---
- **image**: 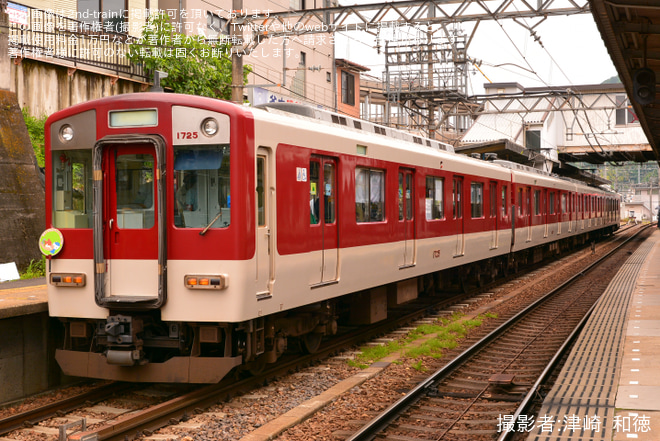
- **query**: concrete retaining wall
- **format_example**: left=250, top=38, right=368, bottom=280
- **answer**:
left=10, top=58, right=148, bottom=117
left=0, top=90, right=46, bottom=270
left=0, top=312, right=64, bottom=404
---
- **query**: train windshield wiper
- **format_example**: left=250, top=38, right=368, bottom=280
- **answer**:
left=199, top=211, right=223, bottom=236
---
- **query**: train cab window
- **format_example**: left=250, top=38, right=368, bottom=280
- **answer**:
left=52, top=150, right=93, bottom=228
left=116, top=154, right=155, bottom=229
left=173, top=144, right=230, bottom=229
left=425, top=176, right=444, bottom=220
left=471, top=182, right=483, bottom=218
left=356, top=168, right=385, bottom=222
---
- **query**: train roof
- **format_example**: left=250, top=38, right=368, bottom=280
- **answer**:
left=256, top=103, right=455, bottom=154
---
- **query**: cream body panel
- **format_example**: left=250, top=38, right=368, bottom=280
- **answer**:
left=47, top=259, right=107, bottom=319
left=161, top=228, right=511, bottom=323
left=108, top=259, right=159, bottom=297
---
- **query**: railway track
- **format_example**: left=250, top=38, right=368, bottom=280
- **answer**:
left=0, top=226, right=643, bottom=441
left=345, top=224, right=652, bottom=441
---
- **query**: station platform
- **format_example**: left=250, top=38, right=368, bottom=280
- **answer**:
left=0, top=277, right=47, bottom=319
left=526, top=228, right=660, bottom=441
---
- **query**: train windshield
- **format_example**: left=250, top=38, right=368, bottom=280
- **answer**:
left=51, top=150, right=93, bottom=228
left=173, top=144, right=231, bottom=229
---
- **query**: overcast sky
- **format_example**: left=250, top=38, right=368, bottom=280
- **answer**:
left=336, top=12, right=619, bottom=96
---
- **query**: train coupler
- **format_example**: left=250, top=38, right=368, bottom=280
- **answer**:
left=106, top=349, right=146, bottom=366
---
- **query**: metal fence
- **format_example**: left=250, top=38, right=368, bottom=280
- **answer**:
left=7, top=2, right=149, bottom=81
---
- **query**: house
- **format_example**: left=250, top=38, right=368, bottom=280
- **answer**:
left=335, top=58, right=369, bottom=118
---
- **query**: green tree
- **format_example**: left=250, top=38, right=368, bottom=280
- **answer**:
left=21, top=107, right=47, bottom=168
left=128, top=12, right=250, bottom=100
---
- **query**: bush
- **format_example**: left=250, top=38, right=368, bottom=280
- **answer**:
left=21, top=107, right=48, bottom=168
left=20, top=256, right=47, bottom=279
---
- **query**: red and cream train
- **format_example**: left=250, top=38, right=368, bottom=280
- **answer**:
left=44, top=93, right=619, bottom=382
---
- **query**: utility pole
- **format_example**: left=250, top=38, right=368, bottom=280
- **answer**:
left=230, top=0, right=244, bottom=104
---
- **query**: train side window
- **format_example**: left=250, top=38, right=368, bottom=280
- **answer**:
left=173, top=144, right=230, bottom=229
left=549, top=192, right=555, bottom=215
left=310, top=160, right=320, bottom=225
left=405, top=173, right=413, bottom=220
left=425, top=176, right=444, bottom=220
left=489, top=182, right=497, bottom=218
left=453, top=178, right=463, bottom=219
left=257, top=157, right=266, bottom=227
left=52, top=150, right=93, bottom=228
left=533, top=190, right=541, bottom=215
left=356, top=168, right=385, bottom=222
left=501, top=185, right=507, bottom=218
left=517, top=188, right=523, bottom=215
left=471, top=182, right=483, bottom=218
left=324, top=162, right=336, bottom=223
left=398, top=171, right=413, bottom=221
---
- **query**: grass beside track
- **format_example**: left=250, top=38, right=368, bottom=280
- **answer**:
left=348, top=312, right=498, bottom=371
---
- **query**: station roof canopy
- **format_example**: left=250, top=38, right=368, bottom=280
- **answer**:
left=590, top=0, right=660, bottom=163
left=455, top=139, right=610, bottom=187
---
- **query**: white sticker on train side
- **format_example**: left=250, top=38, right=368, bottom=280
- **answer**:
left=296, top=167, right=307, bottom=182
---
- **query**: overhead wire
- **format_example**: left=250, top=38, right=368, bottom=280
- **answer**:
left=487, top=12, right=628, bottom=166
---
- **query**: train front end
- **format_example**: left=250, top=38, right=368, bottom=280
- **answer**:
left=43, top=93, right=255, bottom=383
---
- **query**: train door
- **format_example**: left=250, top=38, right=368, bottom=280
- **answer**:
left=525, top=186, right=532, bottom=242
left=102, top=143, right=162, bottom=302
left=398, top=169, right=415, bottom=267
left=309, top=156, right=338, bottom=285
left=568, top=193, right=573, bottom=233
left=489, top=181, right=498, bottom=249
left=543, top=189, right=549, bottom=238
left=256, top=149, right=274, bottom=298
left=453, top=177, right=465, bottom=257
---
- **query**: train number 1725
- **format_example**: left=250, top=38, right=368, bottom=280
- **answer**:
left=176, top=131, right=199, bottom=139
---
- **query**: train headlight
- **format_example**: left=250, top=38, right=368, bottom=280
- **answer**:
left=201, top=118, right=218, bottom=137
left=60, top=125, right=74, bottom=142
left=184, top=274, right=228, bottom=290
left=50, top=273, right=86, bottom=287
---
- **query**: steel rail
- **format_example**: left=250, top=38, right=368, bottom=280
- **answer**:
left=64, top=293, right=475, bottom=440
left=495, top=223, right=653, bottom=441
left=0, top=382, right=135, bottom=436
left=346, top=224, right=649, bottom=441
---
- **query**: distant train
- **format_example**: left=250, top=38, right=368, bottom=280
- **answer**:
left=43, top=93, right=619, bottom=382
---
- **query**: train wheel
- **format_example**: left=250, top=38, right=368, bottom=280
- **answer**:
left=474, top=270, right=484, bottom=288
left=301, top=332, right=323, bottom=354
left=247, top=356, right=267, bottom=376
